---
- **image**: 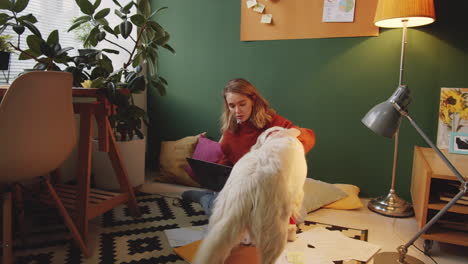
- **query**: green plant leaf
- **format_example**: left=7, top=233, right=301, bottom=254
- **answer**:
left=47, top=30, right=59, bottom=45
left=111, top=0, right=122, bottom=8
left=13, top=24, right=25, bottom=35
left=132, top=53, right=141, bottom=67
left=17, top=14, right=38, bottom=23
left=0, top=0, right=12, bottom=10
left=121, top=1, right=133, bottom=14
left=159, top=76, right=168, bottom=85
left=130, top=14, right=144, bottom=27
left=74, top=15, right=92, bottom=23
left=22, top=20, right=41, bottom=37
left=162, top=44, right=175, bottom=54
left=114, top=9, right=125, bottom=19
left=150, top=6, right=168, bottom=18
left=155, top=32, right=170, bottom=45
left=94, top=8, right=110, bottom=20
left=34, top=62, right=48, bottom=70
left=95, top=31, right=106, bottom=41
left=137, top=0, right=150, bottom=17
left=95, top=18, right=109, bottom=26
left=84, top=26, right=100, bottom=47
left=102, top=48, right=119, bottom=54
left=113, top=24, right=120, bottom=35
left=93, top=0, right=101, bottom=9
left=56, top=47, right=73, bottom=57
left=119, top=20, right=132, bottom=39
left=18, top=49, right=35, bottom=60
left=76, top=0, right=94, bottom=15
left=102, top=25, right=117, bottom=36
left=26, top=34, right=42, bottom=54
left=146, top=21, right=164, bottom=35
left=13, top=0, right=28, bottom=13
left=0, top=12, right=10, bottom=23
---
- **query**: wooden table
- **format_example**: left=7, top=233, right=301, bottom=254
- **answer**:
left=0, top=85, right=140, bottom=244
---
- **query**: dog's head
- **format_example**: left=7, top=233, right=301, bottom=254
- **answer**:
left=250, top=126, right=300, bottom=151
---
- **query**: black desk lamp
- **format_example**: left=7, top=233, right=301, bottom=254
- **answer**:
left=362, top=85, right=467, bottom=264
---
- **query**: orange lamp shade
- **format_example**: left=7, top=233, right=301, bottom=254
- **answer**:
left=374, top=0, right=436, bottom=28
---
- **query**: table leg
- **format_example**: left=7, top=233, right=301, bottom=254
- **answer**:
left=76, top=105, right=93, bottom=242
left=105, top=120, right=140, bottom=217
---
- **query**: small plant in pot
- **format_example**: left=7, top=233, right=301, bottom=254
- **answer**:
left=0, top=34, right=13, bottom=71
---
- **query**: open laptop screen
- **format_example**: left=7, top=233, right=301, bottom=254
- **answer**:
left=186, top=158, right=232, bottom=192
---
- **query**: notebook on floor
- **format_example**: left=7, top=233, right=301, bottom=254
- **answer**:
left=186, top=157, right=232, bottom=192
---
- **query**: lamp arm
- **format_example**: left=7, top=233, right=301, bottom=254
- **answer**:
left=392, top=102, right=468, bottom=263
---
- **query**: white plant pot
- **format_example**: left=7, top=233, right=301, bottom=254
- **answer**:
left=92, top=137, right=146, bottom=191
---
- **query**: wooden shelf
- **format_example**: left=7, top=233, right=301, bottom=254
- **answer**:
left=422, top=224, right=468, bottom=246
left=427, top=202, right=468, bottom=214
left=411, top=146, right=468, bottom=250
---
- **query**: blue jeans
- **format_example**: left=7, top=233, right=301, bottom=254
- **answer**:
left=200, top=192, right=218, bottom=216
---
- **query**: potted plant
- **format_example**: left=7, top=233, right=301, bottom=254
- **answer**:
left=69, top=0, right=174, bottom=190
left=0, top=34, right=13, bottom=71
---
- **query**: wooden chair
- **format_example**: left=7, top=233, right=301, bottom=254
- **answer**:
left=0, top=72, right=89, bottom=264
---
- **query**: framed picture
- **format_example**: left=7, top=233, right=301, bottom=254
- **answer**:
left=449, top=132, right=468, bottom=154
left=436, top=88, right=468, bottom=149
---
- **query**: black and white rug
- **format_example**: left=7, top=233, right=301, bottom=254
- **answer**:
left=12, top=193, right=368, bottom=264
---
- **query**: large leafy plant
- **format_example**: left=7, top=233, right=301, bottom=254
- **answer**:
left=70, top=0, right=174, bottom=141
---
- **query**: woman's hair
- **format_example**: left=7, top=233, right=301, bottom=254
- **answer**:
left=221, top=78, right=275, bottom=133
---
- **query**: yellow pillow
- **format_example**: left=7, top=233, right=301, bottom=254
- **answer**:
left=323, top=184, right=363, bottom=210
left=157, top=133, right=206, bottom=187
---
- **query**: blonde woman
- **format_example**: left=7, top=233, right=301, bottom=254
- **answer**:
left=182, top=78, right=316, bottom=216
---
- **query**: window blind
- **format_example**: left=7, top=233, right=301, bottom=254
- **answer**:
left=2, top=0, right=81, bottom=83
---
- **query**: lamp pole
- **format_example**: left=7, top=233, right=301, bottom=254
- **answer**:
left=368, top=20, right=414, bottom=217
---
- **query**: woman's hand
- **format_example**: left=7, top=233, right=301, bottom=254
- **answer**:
left=268, top=128, right=300, bottom=139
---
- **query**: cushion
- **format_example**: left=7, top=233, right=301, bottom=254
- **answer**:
left=185, top=136, right=224, bottom=181
left=157, top=133, right=206, bottom=187
left=323, top=184, right=363, bottom=210
left=301, top=178, right=348, bottom=213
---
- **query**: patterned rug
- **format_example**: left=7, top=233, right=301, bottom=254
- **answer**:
left=11, top=193, right=368, bottom=264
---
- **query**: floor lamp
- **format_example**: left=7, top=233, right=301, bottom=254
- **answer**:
left=367, top=0, right=436, bottom=218
left=362, top=85, right=467, bottom=264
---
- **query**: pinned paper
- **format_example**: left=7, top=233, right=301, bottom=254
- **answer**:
left=246, top=0, right=257, bottom=9
left=260, top=14, right=272, bottom=24
left=287, top=251, right=305, bottom=264
left=253, top=3, right=265, bottom=13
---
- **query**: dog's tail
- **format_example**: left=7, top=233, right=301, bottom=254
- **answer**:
left=193, top=191, right=250, bottom=264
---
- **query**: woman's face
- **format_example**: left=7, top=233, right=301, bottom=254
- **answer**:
left=225, top=92, right=254, bottom=123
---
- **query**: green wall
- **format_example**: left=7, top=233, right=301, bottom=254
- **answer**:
left=147, top=0, right=468, bottom=201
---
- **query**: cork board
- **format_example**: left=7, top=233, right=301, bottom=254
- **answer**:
left=240, top=0, right=379, bottom=41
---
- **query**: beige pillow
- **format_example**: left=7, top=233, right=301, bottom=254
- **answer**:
left=323, top=184, right=363, bottom=210
left=157, top=133, right=206, bottom=187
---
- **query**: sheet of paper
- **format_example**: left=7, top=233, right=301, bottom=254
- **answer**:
left=297, top=227, right=381, bottom=262
left=246, top=0, right=257, bottom=9
left=253, top=3, right=265, bottom=13
left=275, top=238, right=334, bottom=264
left=164, top=225, right=208, bottom=248
left=261, top=14, right=272, bottom=24
left=322, top=0, right=356, bottom=22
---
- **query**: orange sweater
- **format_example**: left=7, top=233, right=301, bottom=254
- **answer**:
left=219, top=114, right=315, bottom=166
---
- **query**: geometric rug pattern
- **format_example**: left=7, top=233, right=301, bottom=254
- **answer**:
left=12, top=193, right=368, bottom=264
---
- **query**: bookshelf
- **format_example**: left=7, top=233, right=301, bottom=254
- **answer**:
left=411, top=146, right=468, bottom=253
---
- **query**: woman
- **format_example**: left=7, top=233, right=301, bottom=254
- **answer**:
left=182, top=78, right=316, bottom=215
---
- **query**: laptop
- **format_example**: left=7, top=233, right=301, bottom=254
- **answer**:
left=186, top=157, right=233, bottom=192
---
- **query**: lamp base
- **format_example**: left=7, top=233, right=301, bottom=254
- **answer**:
left=368, top=190, right=414, bottom=218
left=373, top=252, right=424, bottom=264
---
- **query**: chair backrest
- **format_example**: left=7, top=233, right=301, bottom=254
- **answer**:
left=0, top=71, right=76, bottom=183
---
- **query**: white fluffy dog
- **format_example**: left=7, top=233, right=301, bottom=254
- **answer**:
left=194, top=126, right=307, bottom=264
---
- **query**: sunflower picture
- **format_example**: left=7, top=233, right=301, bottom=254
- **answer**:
left=437, top=88, right=468, bottom=149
